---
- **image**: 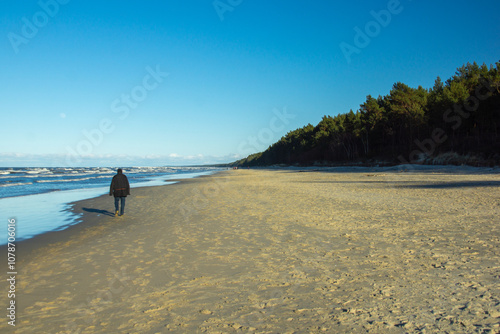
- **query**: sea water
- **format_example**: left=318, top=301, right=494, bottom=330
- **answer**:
left=0, top=167, right=221, bottom=244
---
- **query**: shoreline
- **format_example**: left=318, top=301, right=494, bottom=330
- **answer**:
left=0, top=172, right=222, bottom=259
left=4, top=164, right=497, bottom=248
left=0, top=169, right=222, bottom=247
left=245, top=163, right=500, bottom=173
left=1, top=168, right=499, bottom=333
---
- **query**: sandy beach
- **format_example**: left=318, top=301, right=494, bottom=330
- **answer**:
left=1, top=168, right=499, bottom=333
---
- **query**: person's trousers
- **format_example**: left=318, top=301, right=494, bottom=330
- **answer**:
left=114, top=196, right=126, bottom=215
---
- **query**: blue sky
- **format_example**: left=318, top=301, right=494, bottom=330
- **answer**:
left=1, top=0, right=499, bottom=167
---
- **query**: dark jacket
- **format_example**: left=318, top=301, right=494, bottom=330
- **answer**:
left=110, top=172, right=130, bottom=197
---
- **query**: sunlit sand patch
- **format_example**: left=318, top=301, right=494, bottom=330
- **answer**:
left=1, top=168, right=499, bottom=333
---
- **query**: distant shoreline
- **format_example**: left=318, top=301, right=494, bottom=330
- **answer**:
left=172, top=162, right=500, bottom=177
left=227, top=153, right=500, bottom=169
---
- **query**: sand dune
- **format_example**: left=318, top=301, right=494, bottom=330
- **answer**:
left=1, top=168, right=499, bottom=333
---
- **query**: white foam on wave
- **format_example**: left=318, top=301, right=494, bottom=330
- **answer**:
left=0, top=182, right=32, bottom=187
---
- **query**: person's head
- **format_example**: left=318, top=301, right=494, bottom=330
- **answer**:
left=117, top=168, right=123, bottom=174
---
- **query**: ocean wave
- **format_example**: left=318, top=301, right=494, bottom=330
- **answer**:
left=0, top=182, right=32, bottom=187
left=25, top=168, right=52, bottom=174
left=0, top=166, right=189, bottom=177
left=35, top=179, right=81, bottom=184
left=35, top=176, right=109, bottom=183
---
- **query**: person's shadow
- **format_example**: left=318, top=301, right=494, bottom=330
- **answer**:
left=82, top=207, right=115, bottom=217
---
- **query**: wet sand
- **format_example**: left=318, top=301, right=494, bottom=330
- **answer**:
left=1, top=168, right=499, bottom=333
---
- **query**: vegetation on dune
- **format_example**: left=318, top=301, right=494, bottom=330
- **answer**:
left=233, top=61, right=500, bottom=167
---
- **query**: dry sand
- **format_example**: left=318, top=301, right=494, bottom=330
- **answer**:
left=1, top=168, right=499, bottom=333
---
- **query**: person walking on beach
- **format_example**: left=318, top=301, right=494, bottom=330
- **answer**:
left=109, top=168, right=130, bottom=216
